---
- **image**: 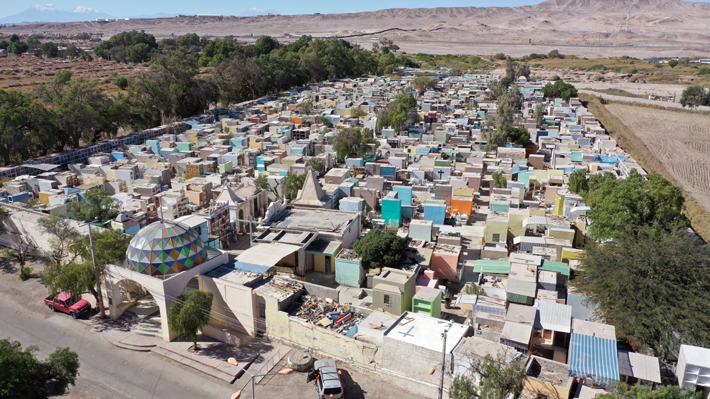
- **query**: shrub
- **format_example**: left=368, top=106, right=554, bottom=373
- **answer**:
left=17, top=266, right=33, bottom=281
left=588, top=64, right=607, bottom=71
left=115, top=76, right=128, bottom=90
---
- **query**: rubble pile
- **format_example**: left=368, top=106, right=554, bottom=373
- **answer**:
left=294, top=295, right=362, bottom=335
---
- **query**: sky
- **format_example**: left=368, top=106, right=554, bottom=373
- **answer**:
left=3, top=0, right=710, bottom=19
left=0, top=0, right=549, bottom=18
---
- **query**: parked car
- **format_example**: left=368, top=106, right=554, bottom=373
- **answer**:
left=311, top=359, right=344, bottom=399
left=44, top=292, right=91, bottom=319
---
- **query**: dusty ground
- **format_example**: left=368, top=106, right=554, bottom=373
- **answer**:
left=5, top=0, right=710, bottom=58
left=0, top=56, right=147, bottom=94
left=604, top=103, right=710, bottom=216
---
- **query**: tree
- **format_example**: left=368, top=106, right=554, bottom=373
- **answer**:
left=284, top=172, right=307, bottom=200
left=41, top=42, right=59, bottom=58
left=332, top=127, right=377, bottom=161
left=115, top=76, right=128, bottom=90
left=567, top=168, right=589, bottom=196
left=37, top=214, right=80, bottom=266
left=0, top=207, right=7, bottom=236
left=668, top=60, right=679, bottom=68
left=542, top=80, right=578, bottom=102
left=298, top=100, right=312, bottom=115
left=350, top=106, right=367, bottom=119
left=255, top=174, right=269, bottom=189
left=168, top=290, right=214, bottom=351
left=680, top=85, right=709, bottom=108
left=508, top=126, right=532, bottom=147
left=598, top=383, right=699, bottom=399
left=93, top=30, right=158, bottom=62
left=492, top=172, right=507, bottom=189
left=450, top=354, right=527, bottom=399
left=534, top=101, right=545, bottom=130
left=42, top=227, right=131, bottom=306
left=377, top=93, right=418, bottom=134
left=584, top=170, right=689, bottom=240
left=412, top=75, right=437, bottom=94
left=319, top=115, right=334, bottom=128
left=68, top=188, right=121, bottom=223
left=0, top=339, right=79, bottom=398
left=308, top=157, right=326, bottom=175
left=352, top=229, right=406, bottom=271
left=573, top=226, right=710, bottom=356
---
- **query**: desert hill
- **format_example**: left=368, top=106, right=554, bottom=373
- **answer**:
left=6, top=0, right=710, bottom=58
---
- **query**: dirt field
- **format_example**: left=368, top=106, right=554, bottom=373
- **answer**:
left=605, top=103, right=710, bottom=217
left=0, top=56, right=147, bottom=95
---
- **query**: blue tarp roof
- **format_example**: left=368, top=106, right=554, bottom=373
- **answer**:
left=595, top=155, right=627, bottom=164
left=229, top=260, right=273, bottom=274
left=569, top=333, right=619, bottom=388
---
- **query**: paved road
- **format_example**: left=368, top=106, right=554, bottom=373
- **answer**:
left=577, top=89, right=710, bottom=112
left=0, top=275, right=237, bottom=399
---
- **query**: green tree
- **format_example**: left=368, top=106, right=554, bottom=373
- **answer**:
left=332, top=127, right=377, bottom=161
left=36, top=74, right=127, bottom=147
left=115, top=76, right=128, bottom=90
left=168, top=290, right=214, bottom=352
left=598, top=383, right=699, bottom=399
left=284, top=172, right=307, bottom=200
left=412, top=75, right=437, bottom=94
left=0, top=90, right=59, bottom=166
left=7, top=41, right=28, bottom=55
left=319, top=115, right=334, bottom=128
left=584, top=170, right=689, bottom=240
left=680, top=85, right=709, bottom=108
left=668, top=60, right=679, bottom=68
left=350, top=106, right=367, bottom=119
left=41, top=42, right=59, bottom=58
left=352, top=229, right=406, bottom=271
left=508, top=126, right=532, bottom=147
left=492, top=172, right=507, bottom=188
left=568, top=168, right=589, bottom=196
left=573, top=226, right=710, bottom=356
left=0, top=207, right=7, bottom=236
left=377, top=93, right=418, bottom=134
left=542, top=80, right=578, bottom=102
left=37, top=214, right=81, bottom=266
left=255, top=174, right=269, bottom=189
left=450, top=354, right=527, bottom=399
left=68, top=188, right=121, bottom=223
left=308, top=157, right=326, bottom=175
left=42, top=228, right=131, bottom=306
left=93, top=30, right=157, bottom=62
left=0, top=339, right=79, bottom=398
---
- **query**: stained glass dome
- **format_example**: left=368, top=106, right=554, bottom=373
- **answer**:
left=126, top=221, right=207, bottom=276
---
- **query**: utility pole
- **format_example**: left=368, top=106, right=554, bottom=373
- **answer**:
left=438, top=323, right=451, bottom=399
left=87, top=218, right=105, bottom=318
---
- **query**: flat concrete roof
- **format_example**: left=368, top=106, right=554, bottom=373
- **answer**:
left=572, top=319, right=616, bottom=340
left=270, top=208, right=358, bottom=235
left=386, top=312, right=469, bottom=353
left=453, top=336, right=509, bottom=360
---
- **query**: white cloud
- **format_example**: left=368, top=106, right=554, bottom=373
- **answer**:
left=31, top=4, right=61, bottom=11
left=72, top=6, right=101, bottom=13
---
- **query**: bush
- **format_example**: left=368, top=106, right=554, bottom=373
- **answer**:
left=492, top=53, right=506, bottom=60
left=697, top=67, right=710, bottom=75
left=17, top=266, right=33, bottom=281
left=531, top=63, right=542, bottom=68
left=588, top=64, right=607, bottom=71
left=115, top=76, right=128, bottom=90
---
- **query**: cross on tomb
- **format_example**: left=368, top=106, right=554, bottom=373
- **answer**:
left=437, top=169, right=445, bottom=180
left=397, top=326, right=416, bottom=338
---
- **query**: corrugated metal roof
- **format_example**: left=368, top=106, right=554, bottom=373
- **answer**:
left=473, top=260, right=511, bottom=274
left=569, top=333, right=619, bottom=389
left=539, top=260, right=570, bottom=276
left=627, top=352, right=661, bottom=383
left=506, top=278, right=537, bottom=297
left=534, top=301, right=572, bottom=333
left=502, top=321, right=533, bottom=345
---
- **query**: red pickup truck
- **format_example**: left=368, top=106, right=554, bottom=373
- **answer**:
left=44, top=292, right=91, bottom=319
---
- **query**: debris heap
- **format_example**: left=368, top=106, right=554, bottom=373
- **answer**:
left=294, top=295, right=362, bottom=335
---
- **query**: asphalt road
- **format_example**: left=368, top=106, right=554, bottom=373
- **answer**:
left=0, top=271, right=237, bottom=399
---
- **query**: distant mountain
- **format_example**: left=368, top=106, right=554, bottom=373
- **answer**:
left=0, top=4, right=112, bottom=24
left=121, top=13, right=178, bottom=19
left=240, top=8, right=278, bottom=17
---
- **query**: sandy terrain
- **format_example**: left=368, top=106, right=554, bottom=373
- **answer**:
left=605, top=103, right=710, bottom=215
left=0, top=56, right=147, bottom=94
left=6, top=0, right=710, bottom=58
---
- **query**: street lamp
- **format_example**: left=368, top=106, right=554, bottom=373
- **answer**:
left=228, top=358, right=294, bottom=399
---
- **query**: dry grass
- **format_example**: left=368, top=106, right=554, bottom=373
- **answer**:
left=582, top=94, right=710, bottom=242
